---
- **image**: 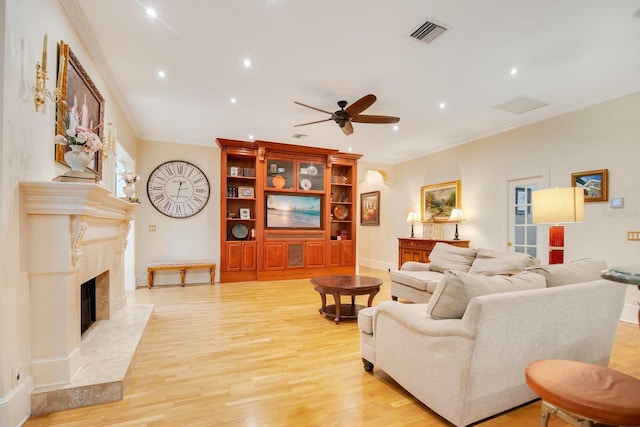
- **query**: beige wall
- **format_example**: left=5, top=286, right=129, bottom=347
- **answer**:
left=134, top=140, right=220, bottom=286
left=359, top=91, right=640, bottom=312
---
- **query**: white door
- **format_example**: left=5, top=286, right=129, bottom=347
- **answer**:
left=508, top=178, right=543, bottom=257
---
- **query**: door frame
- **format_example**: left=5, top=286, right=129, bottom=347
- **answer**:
left=504, top=168, right=549, bottom=258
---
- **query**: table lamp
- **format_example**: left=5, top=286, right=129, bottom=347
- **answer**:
left=532, top=187, right=584, bottom=264
left=448, top=208, right=464, bottom=240
left=406, top=211, right=419, bottom=238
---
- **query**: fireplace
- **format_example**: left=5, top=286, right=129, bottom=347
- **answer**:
left=21, top=181, right=147, bottom=414
left=80, top=278, right=96, bottom=335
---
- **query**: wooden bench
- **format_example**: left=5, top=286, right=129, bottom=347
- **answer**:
left=147, top=260, right=216, bottom=288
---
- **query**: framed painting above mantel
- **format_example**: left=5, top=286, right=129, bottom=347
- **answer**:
left=55, top=41, right=104, bottom=181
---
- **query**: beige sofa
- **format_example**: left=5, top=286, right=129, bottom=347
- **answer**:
left=359, top=259, right=626, bottom=426
left=390, top=243, right=540, bottom=302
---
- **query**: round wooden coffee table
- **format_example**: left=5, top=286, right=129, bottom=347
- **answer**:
left=310, top=275, right=382, bottom=323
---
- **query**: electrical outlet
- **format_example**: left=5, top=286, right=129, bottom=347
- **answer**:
left=12, top=362, right=23, bottom=388
left=149, top=225, right=156, bottom=232
left=628, top=231, right=640, bottom=241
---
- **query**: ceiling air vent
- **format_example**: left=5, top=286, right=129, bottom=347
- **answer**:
left=410, top=20, right=448, bottom=43
left=494, top=97, right=549, bottom=114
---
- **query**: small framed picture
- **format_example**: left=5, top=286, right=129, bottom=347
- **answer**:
left=360, top=191, right=380, bottom=226
left=240, top=208, right=251, bottom=219
left=571, top=169, right=608, bottom=202
left=238, top=186, right=254, bottom=199
left=230, top=166, right=239, bottom=176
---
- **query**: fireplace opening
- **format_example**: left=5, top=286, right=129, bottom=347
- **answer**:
left=81, top=278, right=96, bottom=335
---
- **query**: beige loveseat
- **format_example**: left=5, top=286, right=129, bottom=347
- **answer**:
left=359, top=258, right=626, bottom=426
left=390, top=243, right=540, bottom=302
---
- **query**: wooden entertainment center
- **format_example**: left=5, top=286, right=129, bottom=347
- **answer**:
left=216, top=138, right=362, bottom=282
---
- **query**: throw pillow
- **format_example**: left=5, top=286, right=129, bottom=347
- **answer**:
left=468, top=248, right=540, bottom=275
left=527, top=258, right=607, bottom=287
left=428, top=243, right=477, bottom=273
left=426, top=270, right=546, bottom=319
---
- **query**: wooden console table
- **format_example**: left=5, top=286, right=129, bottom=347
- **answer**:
left=397, top=238, right=470, bottom=269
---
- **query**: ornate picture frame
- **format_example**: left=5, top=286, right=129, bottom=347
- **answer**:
left=360, top=191, right=380, bottom=226
left=420, top=180, right=461, bottom=222
left=55, top=41, right=104, bottom=180
left=571, top=169, right=608, bottom=202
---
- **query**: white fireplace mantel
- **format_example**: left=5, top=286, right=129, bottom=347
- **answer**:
left=21, top=181, right=138, bottom=218
left=20, top=181, right=139, bottom=390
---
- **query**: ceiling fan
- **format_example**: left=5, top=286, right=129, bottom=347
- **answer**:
left=294, top=94, right=400, bottom=135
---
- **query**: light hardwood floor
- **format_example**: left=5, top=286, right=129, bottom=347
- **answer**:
left=25, top=266, right=640, bottom=427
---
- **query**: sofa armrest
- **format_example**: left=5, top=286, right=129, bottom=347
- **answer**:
left=374, top=301, right=476, bottom=339
left=400, top=261, right=433, bottom=271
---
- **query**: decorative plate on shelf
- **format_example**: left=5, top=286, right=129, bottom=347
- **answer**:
left=300, top=178, right=312, bottom=190
left=272, top=175, right=285, bottom=189
left=307, top=164, right=318, bottom=176
left=231, top=224, right=249, bottom=239
left=333, top=205, right=349, bottom=220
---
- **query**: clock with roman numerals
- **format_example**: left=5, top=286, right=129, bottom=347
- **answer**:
left=147, top=160, right=210, bottom=218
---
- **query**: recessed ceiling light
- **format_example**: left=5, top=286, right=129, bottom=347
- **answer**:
left=243, top=58, right=251, bottom=68
left=146, top=7, right=157, bottom=18
left=230, top=97, right=237, bottom=104
left=393, top=125, right=399, bottom=131
left=157, top=70, right=166, bottom=79
left=248, top=135, right=254, bottom=141
left=439, top=102, right=446, bottom=110
left=348, top=147, right=353, bottom=152
left=510, top=68, right=518, bottom=75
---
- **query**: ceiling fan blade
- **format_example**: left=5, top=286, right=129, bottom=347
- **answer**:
left=294, top=118, right=332, bottom=127
left=294, top=101, right=333, bottom=115
left=345, top=94, right=377, bottom=117
left=352, top=114, right=400, bottom=124
left=341, top=121, right=354, bottom=136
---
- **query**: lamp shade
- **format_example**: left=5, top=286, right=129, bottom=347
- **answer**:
left=406, top=211, right=419, bottom=223
left=448, top=208, right=464, bottom=223
left=532, top=187, right=584, bottom=224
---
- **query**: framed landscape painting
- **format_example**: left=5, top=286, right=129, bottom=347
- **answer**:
left=420, top=180, right=461, bottom=222
left=571, top=169, right=608, bottom=202
left=360, top=191, right=380, bottom=226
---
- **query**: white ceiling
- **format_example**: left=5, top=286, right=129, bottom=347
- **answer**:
left=63, top=0, right=640, bottom=164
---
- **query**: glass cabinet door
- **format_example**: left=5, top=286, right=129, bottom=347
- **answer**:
left=298, top=162, right=324, bottom=192
left=265, top=159, right=294, bottom=190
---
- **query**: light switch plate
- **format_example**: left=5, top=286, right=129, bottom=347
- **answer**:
left=610, top=197, right=623, bottom=208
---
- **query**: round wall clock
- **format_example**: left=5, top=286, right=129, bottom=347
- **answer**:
left=147, top=160, right=210, bottom=218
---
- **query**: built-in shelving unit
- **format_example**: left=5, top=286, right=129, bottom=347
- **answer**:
left=217, top=138, right=361, bottom=282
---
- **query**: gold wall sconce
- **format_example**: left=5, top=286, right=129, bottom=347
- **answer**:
left=33, top=33, right=62, bottom=111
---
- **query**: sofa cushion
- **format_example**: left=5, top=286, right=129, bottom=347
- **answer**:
left=429, top=243, right=478, bottom=273
left=527, top=258, right=607, bottom=287
left=390, top=270, right=443, bottom=292
left=468, top=248, right=540, bottom=275
left=426, top=270, right=546, bottom=319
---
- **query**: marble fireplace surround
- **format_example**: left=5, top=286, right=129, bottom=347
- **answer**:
left=20, top=182, right=152, bottom=414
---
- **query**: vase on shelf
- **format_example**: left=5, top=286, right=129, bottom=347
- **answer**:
left=123, top=182, right=136, bottom=200
left=64, top=145, right=92, bottom=172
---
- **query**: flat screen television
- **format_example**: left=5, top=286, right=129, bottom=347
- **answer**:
left=266, top=194, right=322, bottom=229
